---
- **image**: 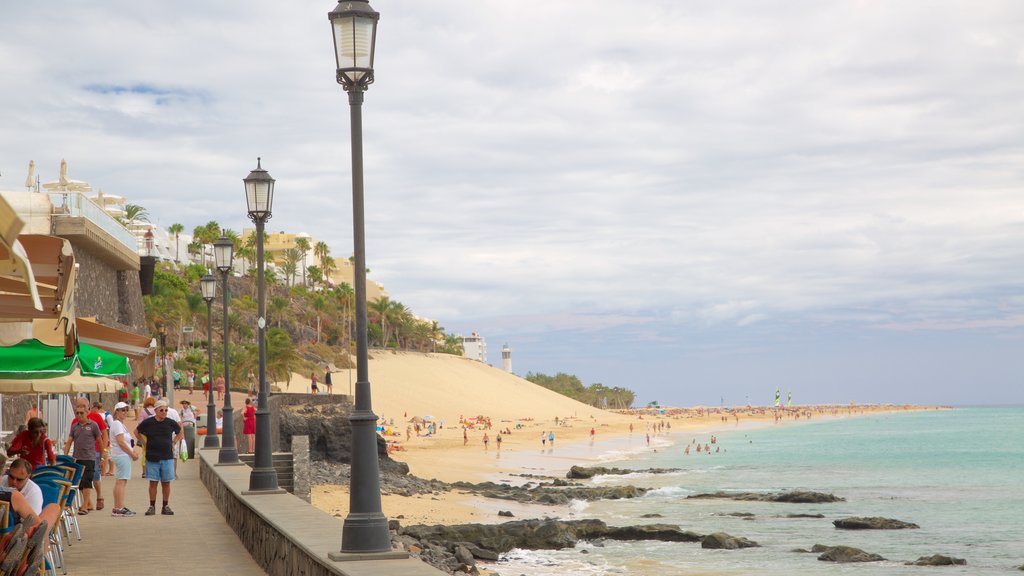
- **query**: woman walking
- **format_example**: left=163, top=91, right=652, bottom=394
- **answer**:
left=109, top=402, right=140, bottom=516
left=242, top=398, right=256, bottom=453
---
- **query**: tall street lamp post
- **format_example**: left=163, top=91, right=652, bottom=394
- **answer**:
left=157, top=322, right=170, bottom=404
left=327, top=0, right=395, bottom=556
left=214, top=237, right=241, bottom=465
left=244, top=159, right=283, bottom=493
left=201, top=273, right=219, bottom=449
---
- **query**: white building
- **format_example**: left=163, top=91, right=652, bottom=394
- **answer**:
left=461, top=332, right=487, bottom=363
left=501, top=343, right=512, bottom=373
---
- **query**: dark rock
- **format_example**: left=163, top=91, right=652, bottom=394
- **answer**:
left=713, top=512, right=755, bottom=518
left=833, top=517, right=919, bottom=530
left=785, top=513, right=825, bottom=518
left=906, top=555, right=966, bottom=566
left=453, top=545, right=475, bottom=566
left=450, top=480, right=648, bottom=506
left=814, top=545, right=885, bottom=563
left=701, top=532, right=760, bottom=549
left=566, top=465, right=681, bottom=479
left=688, top=490, right=843, bottom=503
left=640, top=513, right=663, bottom=518
left=604, top=524, right=702, bottom=543
left=498, top=510, right=514, bottom=517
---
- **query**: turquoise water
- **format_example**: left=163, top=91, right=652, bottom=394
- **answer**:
left=495, top=408, right=1024, bottom=575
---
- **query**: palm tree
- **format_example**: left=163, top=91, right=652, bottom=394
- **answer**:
left=314, top=241, right=330, bottom=272
left=295, top=237, right=311, bottom=287
left=321, top=255, right=336, bottom=287
left=337, top=282, right=354, bottom=349
left=124, top=204, right=149, bottom=223
left=369, top=296, right=392, bottom=347
left=269, top=296, right=289, bottom=328
left=307, top=265, right=323, bottom=289
left=168, top=223, right=184, bottom=262
left=312, top=294, right=327, bottom=343
left=281, top=249, right=301, bottom=287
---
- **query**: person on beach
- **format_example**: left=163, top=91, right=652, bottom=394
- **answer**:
left=108, top=402, right=139, bottom=517
left=6, top=418, right=56, bottom=469
left=23, top=403, right=38, bottom=425
left=324, top=369, right=333, bottom=395
left=247, top=370, right=256, bottom=397
left=463, top=428, right=468, bottom=446
left=541, top=431, right=546, bottom=447
left=134, top=401, right=183, bottom=516
left=201, top=370, right=210, bottom=396
left=130, top=382, right=141, bottom=418
left=243, top=398, right=256, bottom=453
left=63, top=404, right=101, bottom=514
left=483, top=433, right=489, bottom=451
left=86, top=401, right=109, bottom=510
left=548, top=431, right=555, bottom=446
left=496, top=434, right=502, bottom=450
left=310, top=372, right=319, bottom=394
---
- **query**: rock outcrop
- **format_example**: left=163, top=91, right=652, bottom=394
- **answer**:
left=566, top=465, right=681, bottom=479
left=833, top=516, right=919, bottom=530
left=687, top=490, right=844, bottom=503
left=906, top=554, right=966, bottom=566
left=812, top=544, right=886, bottom=563
left=701, top=532, right=760, bottom=549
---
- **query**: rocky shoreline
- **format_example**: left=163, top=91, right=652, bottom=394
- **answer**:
left=313, top=463, right=966, bottom=575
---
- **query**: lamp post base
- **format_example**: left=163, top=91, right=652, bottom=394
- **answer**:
left=203, top=435, right=220, bottom=449
left=217, top=447, right=241, bottom=465
left=328, top=550, right=409, bottom=562
left=340, top=512, right=393, bottom=554
left=247, top=466, right=281, bottom=492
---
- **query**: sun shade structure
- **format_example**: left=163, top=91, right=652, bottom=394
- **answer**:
left=0, top=368, right=120, bottom=394
left=0, top=234, right=78, bottom=355
left=77, top=341, right=130, bottom=376
left=0, top=338, right=75, bottom=379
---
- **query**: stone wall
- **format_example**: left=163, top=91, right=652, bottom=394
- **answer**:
left=73, top=246, right=145, bottom=333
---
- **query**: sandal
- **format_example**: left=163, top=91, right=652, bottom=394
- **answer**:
left=96, top=498, right=105, bottom=511
left=77, top=507, right=89, bottom=515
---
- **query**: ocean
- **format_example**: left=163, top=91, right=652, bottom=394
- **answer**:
left=493, top=407, right=1024, bottom=575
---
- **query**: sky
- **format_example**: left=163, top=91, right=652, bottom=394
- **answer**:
left=1, top=1, right=1022, bottom=407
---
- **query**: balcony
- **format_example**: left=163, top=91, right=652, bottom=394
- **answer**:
left=49, top=192, right=139, bottom=270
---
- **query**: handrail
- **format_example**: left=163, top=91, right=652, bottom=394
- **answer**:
left=48, top=192, right=138, bottom=251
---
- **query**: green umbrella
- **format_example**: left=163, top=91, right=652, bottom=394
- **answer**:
left=0, top=339, right=76, bottom=379
left=77, top=342, right=130, bottom=377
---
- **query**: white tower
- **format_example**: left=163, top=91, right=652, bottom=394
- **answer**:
left=501, top=343, right=512, bottom=373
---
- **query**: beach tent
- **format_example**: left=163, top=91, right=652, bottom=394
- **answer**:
left=0, top=338, right=76, bottom=379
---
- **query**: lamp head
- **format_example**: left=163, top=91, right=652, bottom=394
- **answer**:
left=213, top=236, right=235, bottom=273
left=329, top=0, right=379, bottom=90
left=244, top=157, right=274, bottom=222
left=200, top=273, right=218, bottom=302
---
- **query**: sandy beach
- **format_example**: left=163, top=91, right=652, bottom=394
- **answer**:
left=283, top=351, right=929, bottom=527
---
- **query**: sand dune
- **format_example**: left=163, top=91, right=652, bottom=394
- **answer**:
left=282, top=350, right=632, bottom=427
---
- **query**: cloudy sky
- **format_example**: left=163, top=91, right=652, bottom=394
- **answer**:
left=2, top=1, right=1022, bottom=406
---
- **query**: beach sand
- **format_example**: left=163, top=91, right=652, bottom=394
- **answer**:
left=281, top=351, right=925, bottom=526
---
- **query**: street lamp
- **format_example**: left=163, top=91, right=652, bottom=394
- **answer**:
left=328, top=0, right=394, bottom=557
left=156, top=321, right=167, bottom=400
left=200, top=273, right=219, bottom=449
left=244, top=158, right=283, bottom=493
left=214, top=236, right=241, bottom=465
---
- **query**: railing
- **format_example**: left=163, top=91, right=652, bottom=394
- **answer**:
left=49, top=192, right=138, bottom=251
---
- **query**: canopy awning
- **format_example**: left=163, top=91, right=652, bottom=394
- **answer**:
left=0, top=368, right=120, bottom=394
left=0, top=338, right=75, bottom=379
left=76, top=317, right=154, bottom=359
left=0, top=194, right=41, bottom=312
left=0, top=234, right=77, bottom=353
left=77, top=341, right=131, bottom=376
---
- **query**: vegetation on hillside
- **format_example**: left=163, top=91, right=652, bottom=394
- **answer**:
left=142, top=228, right=464, bottom=389
left=525, top=372, right=635, bottom=409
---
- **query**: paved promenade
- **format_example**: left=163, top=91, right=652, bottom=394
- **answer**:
left=62, top=453, right=266, bottom=575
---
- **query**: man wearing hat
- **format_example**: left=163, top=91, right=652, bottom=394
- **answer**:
left=133, top=399, right=183, bottom=515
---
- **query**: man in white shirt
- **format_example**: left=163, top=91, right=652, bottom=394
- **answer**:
left=1, top=458, right=43, bottom=515
left=143, top=381, right=152, bottom=402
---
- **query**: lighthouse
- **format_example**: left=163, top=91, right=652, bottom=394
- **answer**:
left=501, top=343, right=512, bottom=373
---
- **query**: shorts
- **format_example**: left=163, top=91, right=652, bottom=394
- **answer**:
left=112, top=453, right=133, bottom=480
left=76, top=459, right=95, bottom=489
left=94, top=454, right=103, bottom=481
left=144, top=459, right=176, bottom=482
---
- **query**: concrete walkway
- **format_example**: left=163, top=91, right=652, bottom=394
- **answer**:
left=60, top=453, right=266, bottom=575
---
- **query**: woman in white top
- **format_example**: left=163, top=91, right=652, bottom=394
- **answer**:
left=108, top=402, right=140, bottom=517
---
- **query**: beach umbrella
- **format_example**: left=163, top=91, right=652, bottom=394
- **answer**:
left=76, top=342, right=130, bottom=377
left=408, top=416, right=424, bottom=424
left=0, top=339, right=76, bottom=379
left=0, top=368, right=120, bottom=394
